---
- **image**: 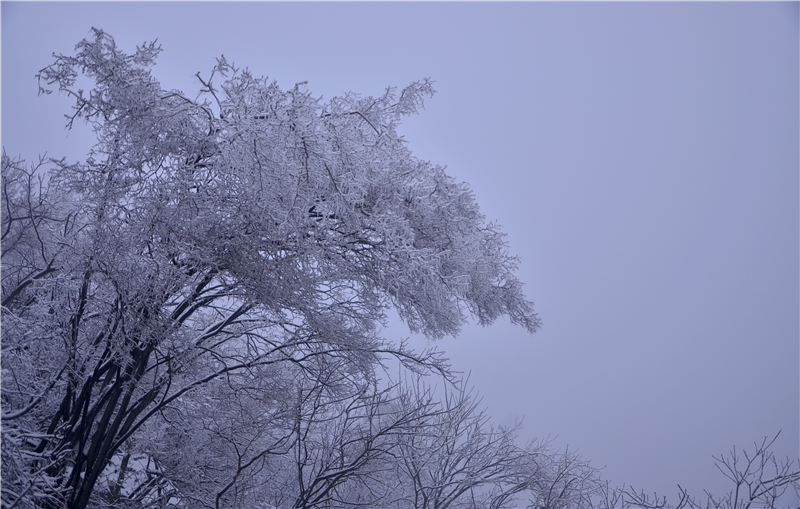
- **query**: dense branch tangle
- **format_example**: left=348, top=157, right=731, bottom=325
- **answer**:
left=1, top=29, right=539, bottom=509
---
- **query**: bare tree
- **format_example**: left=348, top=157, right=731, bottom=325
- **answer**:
left=514, top=441, right=600, bottom=509
left=393, top=377, right=527, bottom=509
left=596, top=433, right=800, bottom=509
left=286, top=372, right=438, bottom=509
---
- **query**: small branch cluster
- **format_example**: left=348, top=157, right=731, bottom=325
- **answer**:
left=595, top=433, right=800, bottom=509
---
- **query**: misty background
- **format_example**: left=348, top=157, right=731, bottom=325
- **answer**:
left=2, top=1, right=798, bottom=502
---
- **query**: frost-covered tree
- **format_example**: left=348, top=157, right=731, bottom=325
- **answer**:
left=1, top=29, right=539, bottom=509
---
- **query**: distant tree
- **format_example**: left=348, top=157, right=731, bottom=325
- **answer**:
left=284, top=372, right=438, bottom=509
left=393, top=377, right=527, bottom=509
left=0, top=29, right=539, bottom=509
left=595, top=433, right=800, bottom=509
left=512, top=441, right=599, bottom=509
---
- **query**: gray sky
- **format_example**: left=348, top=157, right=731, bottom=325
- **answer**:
left=3, top=1, right=798, bottom=501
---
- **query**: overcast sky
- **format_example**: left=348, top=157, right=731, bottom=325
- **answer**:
left=3, top=1, right=798, bottom=502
